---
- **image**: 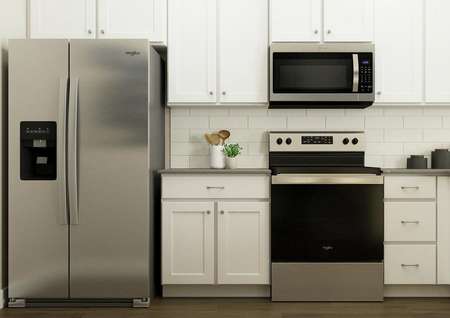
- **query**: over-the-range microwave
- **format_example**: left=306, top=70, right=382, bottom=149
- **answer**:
left=270, top=43, right=375, bottom=109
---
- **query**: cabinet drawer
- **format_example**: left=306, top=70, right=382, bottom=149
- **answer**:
left=162, top=174, right=270, bottom=199
left=385, top=202, right=436, bottom=242
left=385, top=176, right=436, bottom=199
left=384, top=245, right=436, bottom=285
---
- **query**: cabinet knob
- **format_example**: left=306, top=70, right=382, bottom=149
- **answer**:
left=376, top=91, right=382, bottom=95
left=206, top=210, right=211, bottom=215
left=314, top=29, right=319, bottom=34
left=327, top=30, right=332, bottom=34
left=100, top=29, right=105, bottom=34
left=87, top=29, right=92, bottom=34
left=222, top=91, right=226, bottom=96
left=209, top=91, right=214, bottom=96
left=220, top=210, right=224, bottom=215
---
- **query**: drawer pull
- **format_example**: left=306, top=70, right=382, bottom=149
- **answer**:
left=401, top=186, right=420, bottom=190
left=206, top=186, right=225, bottom=190
left=401, top=221, right=420, bottom=225
left=206, top=210, right=211, bottom=215
left=401, top=264, right=420, bottom=268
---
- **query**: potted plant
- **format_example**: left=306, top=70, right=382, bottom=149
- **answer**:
left=223, top=143, right=242, bottom=169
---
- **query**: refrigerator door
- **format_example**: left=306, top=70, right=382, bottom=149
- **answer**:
left=68, top=40, right=149, bottom=298
left=9, top=40, right=70, bottom=298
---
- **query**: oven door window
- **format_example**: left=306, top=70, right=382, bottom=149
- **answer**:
left=271, top=184, right=384, bottom=262
left=273, top=53, right=354, bottom=93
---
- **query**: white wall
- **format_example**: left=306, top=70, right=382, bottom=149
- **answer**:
left=170, top=106, right=450, bottom=169
left=0, top=0, right=27, bottom=306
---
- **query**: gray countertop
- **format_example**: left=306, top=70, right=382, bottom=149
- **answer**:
left=159, top=168, right=272, bottom=175
left=383, top=169, right=450, bottom=176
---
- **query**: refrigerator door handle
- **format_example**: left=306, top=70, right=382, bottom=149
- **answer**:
left=57, top=77, right=69, bottom=225
left=68, top=78, right=80, bottom=225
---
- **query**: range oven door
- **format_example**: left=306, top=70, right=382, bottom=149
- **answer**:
left=269, top=43, right=374, bottom=108
left=271, top=174, right=384, bottom=263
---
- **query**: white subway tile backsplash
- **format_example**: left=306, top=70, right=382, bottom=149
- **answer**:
left=210, top=116, right=248, bottom=129
left=404, top=116, right=442, bottom=128
left=287, top=116, right=326, bottom=130
left=326, top=116, right=364, bottom=130
left=170, top=106, right=450, bottom=169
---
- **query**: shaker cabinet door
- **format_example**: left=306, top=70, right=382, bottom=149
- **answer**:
left=270, top=0, right=321, bottom=42
left=217, top=201, right=270, bottom=284
left=168, top=0, right=217, bottom=104
left=97, top=0, right=166, bottom=42
left=162, top=201, right=215, bottom=284
left=323, top=0, right=373, bottom=42
left=218, top=0, right=268, bottom=104
left=29, top=0, right=96, bottom=39
left=374, top=0, right=423, bottom=103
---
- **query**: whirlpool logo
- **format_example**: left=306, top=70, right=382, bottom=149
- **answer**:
left=125, top=51, right=141, bottom=56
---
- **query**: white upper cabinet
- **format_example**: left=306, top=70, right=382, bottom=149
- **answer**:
left=29, top=0, right=96, bottom=39
left=97, top=0, right=166, bottom=41
left=217, top=201, right=270, bottom=285
left=425, top=0, right=450, bottom=103
left=168, top=0, right=217, bottom=104
left=323, top=0, right=373, bottom=42
left=270, top=0, right=321, bottom=42
left=218, top=0, right=268, bottom=104
left=374, top=0, right=423, bottom=103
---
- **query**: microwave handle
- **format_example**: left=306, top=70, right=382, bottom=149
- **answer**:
left=352, top=54, right=359, bottom=93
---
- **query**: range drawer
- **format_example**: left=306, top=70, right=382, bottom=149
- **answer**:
left=384, top=245, right=436, bottom=285
left=162, top=174, right=270, bottom=199
left=385, top=176, right=436, bottom=199
left=385, top=201, right=436, bottom=242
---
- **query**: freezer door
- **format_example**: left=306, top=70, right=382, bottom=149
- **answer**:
left=8, top=40, right=69, bottom=298
left=68, top=40, right=149, bottom=298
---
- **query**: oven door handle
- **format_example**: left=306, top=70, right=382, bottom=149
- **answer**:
left=352, top=54, right=359, bottom=93
left=272, top=174, right=384, bottom=185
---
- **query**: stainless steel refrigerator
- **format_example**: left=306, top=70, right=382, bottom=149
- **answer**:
left=8, top=40, right=165, bottom=307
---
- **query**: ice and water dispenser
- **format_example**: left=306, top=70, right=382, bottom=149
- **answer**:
left=20, top=121, right=57, bottom=180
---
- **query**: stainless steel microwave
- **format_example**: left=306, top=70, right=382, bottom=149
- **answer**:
left=270, top=43, right=375, bottom=109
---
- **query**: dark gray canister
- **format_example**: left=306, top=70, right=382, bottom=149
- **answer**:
left=407, top=155, right=428, bottom=169
left=431, top=149, right=450, bottom=169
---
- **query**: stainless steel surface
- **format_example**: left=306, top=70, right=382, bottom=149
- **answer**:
left=9, top=39, right=70, bottom=298
left=352, top=54, right=359, bottom=92
left=68, top=78, right=79, bottom=225
left=269, top=43, right=375, bottom=104
left=68, top=40, right=150, bottom=299
left=271, top=263, right=384, bottom=301
left=272, top=174, right=384, bottom=185
left=159, top=168, right=272, bottom=175
left=269, top=131, right=366, bottom=152
left=57, top=77, right=69, bottom=225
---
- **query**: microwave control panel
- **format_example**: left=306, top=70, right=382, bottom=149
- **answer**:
left=359, top=54, right=373, bottom=94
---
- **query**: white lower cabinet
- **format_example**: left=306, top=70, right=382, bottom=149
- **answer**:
left=437, top=177, right=450, bottom=284
left=217, top=201, right=269, bottom=284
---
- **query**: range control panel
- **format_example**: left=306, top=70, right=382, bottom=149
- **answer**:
left=270, top=131, right=366, bottom=152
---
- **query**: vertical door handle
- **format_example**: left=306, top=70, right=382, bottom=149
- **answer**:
left=352, top=54, right=359, bottom=93
left=68, top=78, right=80, bottom=225
left=57, top=77, right=69, bottom=225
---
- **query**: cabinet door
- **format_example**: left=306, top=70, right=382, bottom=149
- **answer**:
left=374, top=0, right=423, bottom=103
left=438, top=177, right=450, bottom=284
left=217, top=201, right=270, bottom=284
left=426, top=0, right=450, bottom=102
left=162, top=201, right=215, bottom=284
left=168, top=0, right=217, bottom=104
left=29, top=0, right=96, bottom=39
left=97, top=0, right=166, bottom=42
left=270, top=0, right=321, bottom=42
left=324, top=0, right=373, bottom=42
left=218, top=0, right=268, bottom=104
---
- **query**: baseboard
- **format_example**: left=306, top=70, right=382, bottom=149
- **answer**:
left=163, top=285, right=270, bottom=298
left=384, top=285, right=450, bottom=297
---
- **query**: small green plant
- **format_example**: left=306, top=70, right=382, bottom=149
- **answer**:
left=223, top=143, right=242, bottom=158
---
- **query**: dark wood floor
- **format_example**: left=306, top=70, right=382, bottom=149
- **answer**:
left=1, top=298, right=450, bottom=318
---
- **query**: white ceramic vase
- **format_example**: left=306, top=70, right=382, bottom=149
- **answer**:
left=210, top=145, right=225, bottom=169
left=226, top=157, right=238, bottom=169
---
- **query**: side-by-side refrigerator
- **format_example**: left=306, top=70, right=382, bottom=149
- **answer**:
left=8, top=39, right=165, bottom=307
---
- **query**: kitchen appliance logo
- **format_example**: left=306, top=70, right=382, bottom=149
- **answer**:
left=125, top=51, right=141, bottom=56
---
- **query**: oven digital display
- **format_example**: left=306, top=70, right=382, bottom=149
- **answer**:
left=302, top=136, right=333, bottom=144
